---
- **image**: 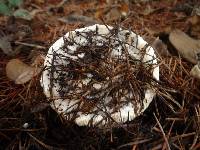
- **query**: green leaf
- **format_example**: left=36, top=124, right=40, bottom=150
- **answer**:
left=13, top=9, right=32, bottom=20
left=0, top=2, right=11, bottom=15
left=8, top=0, right=23, bottom=7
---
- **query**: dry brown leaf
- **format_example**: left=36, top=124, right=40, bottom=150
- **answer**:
left=105, top=8, right=122, bottom=22
left=141, top=5, right=155, bottom=16
left=152, top=37, right=171, bottom=57
left=145, top=26, right=172, bottom=36
left=0, top=35, right=15, bottom=56
left=192, top=5, right=200, bottom=16
left=119, top=2, right=129, bottom=17
left=31, top=54, right=45, bottom=67
left=190, top=64, right=200, bottom=80
left=58, top=14, right=98, bottom=25
left=187, top=15, right=200, bottom=38
left=6, top=58, right=42, bottom=84
left=15, top=67, right=41, bottom=84
left=169, top=29, right=200, bottom=64
left=34, top=0, right=45, bottom=4
left=188, top=15, right=200, bottom=25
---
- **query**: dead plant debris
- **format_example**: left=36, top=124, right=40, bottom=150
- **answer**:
left=0, top=0, right=200, bottom=150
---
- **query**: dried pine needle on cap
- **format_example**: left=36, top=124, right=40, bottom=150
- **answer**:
left=40, top=24, right=159, bottom=127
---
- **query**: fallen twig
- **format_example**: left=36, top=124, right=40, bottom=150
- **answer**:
left=15, top=41, right=46, bottom=49
left=154, top=113, right=171, bottom=150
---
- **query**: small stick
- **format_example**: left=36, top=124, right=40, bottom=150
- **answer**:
left=15, top=41, right=46, bottom=49
left=153, top=113, right=171, bottom=150
left=162, top=120, right=175, bottom=150
left=28, top=133, right=58, bottom=150
left=117, top=138, right=152, bottom=149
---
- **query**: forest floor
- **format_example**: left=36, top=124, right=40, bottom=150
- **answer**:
left=0, top=0, right=200, bottom=149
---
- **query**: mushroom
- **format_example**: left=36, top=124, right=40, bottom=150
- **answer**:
left=40, top=24, right=159, bottom=126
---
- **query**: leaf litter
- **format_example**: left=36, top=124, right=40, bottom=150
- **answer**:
left=6, top=54, right=44, bottom=84
left=0, top=0, right=200, bottom=149
left=169, top=29, right=200, bottom=64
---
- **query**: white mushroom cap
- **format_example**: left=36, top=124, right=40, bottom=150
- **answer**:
left=40, top=24, right=159, bottom=126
